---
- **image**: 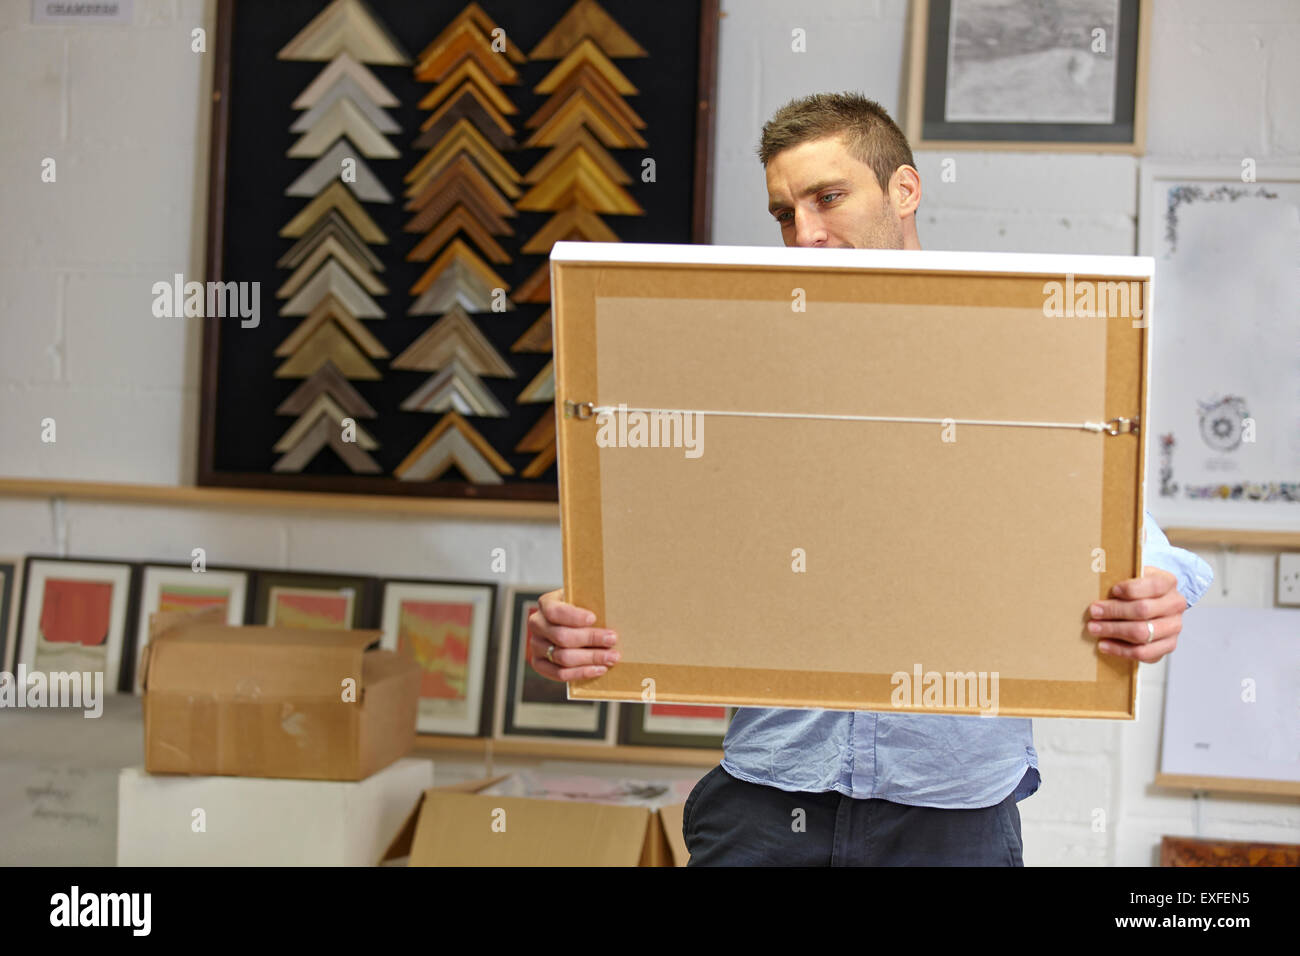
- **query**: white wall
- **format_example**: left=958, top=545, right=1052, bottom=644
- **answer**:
left=0, top=0, right=1295, bottom=865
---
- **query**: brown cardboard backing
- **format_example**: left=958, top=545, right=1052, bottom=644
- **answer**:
left=554, top=262, right=1145, bottom=719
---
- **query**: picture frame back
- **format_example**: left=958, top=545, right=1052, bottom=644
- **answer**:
left=552, top=242, right=1151, bottom=719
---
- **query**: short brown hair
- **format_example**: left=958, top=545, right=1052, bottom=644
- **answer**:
left=758, top=92, right=915, bottom=193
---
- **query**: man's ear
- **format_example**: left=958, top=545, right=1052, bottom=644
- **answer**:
left=890, top=165, right=921, bottom=218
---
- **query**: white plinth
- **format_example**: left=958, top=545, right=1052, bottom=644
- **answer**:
left=116, top=757, right=433, bottom=866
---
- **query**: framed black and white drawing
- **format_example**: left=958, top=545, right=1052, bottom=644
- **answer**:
left=906, top=0, right=1149, bottom=152
left=1139, top=163, right=1300, bottom=532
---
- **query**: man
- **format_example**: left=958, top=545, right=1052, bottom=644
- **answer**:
left=526, top=92, right=1214, bottom=866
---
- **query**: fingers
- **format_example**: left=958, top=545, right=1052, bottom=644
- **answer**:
left=1097, top=631, right=1179, bottom=664
left=1109, top=567, right=1177, bottom=600
left=539, top=589, right=597, bottom=627
left=527, top=589, right=620, bottom=683
left=531, top=591, right=617, bottom=648
left=1087, top=613, right=1174, bottom=645
left=529, top=655, right=613, bottom=682
left=529, top=635, right=619, bottom=671
left=1089, top=587, right=1186, bottom=623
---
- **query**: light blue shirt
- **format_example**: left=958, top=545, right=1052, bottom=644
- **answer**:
left=721, top=511, right=1215, bottom=809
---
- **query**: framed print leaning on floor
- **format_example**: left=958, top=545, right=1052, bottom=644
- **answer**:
left=0, top=557, right=22, bottom=674
left=14, top=557, right=136, bottom=695
left=378, top=578, right=496, bottom=735
left=620, top=701, right=734, bottom=749
left=250, top=570, right=375, bottom=630
left=129, top=563, right=250, bottom=694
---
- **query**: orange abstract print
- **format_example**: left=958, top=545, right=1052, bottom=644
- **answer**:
left=398, top=600, right=472, bottom=700
left=39, top=578, right=112, bottom=646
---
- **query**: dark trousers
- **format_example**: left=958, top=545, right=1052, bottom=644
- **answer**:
left=683, top=765, right=1024, bottom=866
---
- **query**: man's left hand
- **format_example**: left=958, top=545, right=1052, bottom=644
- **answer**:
left=1088, top=566, right=1186, bottom=664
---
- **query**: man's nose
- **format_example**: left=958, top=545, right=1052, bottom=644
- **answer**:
left=792, top=209, right=827, bottom=247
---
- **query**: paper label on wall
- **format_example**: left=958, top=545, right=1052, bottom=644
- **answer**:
left=33, top=0, right=133, bottom=24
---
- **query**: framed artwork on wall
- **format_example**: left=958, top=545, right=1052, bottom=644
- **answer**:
left=250, top=570, right=375, bottom=629
left=906, top=0, right=1150, bottom=152
left=128, top=564, right=251, bottom=694
left=494, top=586, right=614, bottom=742
left=378, top=578, right=496, bottom=735
left=14, top=557, right=137, bottom=694
left=1138, top=163, right=1300, bottom=532
left=197, top=0, right=719, bottom=503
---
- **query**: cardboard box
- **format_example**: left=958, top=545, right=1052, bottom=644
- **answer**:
left=552, top=242, right=1151, bottom=719
left=117, top=757, right=434, bottom=866
left=141, top=611, right=420, bottom=781
left=379, top=776, right=689, bottom=866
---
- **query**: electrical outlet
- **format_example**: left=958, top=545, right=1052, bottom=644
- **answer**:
left=1278, top=553, right=1300, bottom=607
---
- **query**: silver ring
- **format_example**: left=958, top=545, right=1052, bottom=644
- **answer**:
left=546, top=643, right=557, bottom=664
left=1146, top=621, right=1155, bottom=644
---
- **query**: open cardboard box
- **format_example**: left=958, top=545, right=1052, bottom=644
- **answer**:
left=379, top=775, right=690, bottom=867
left=142, top=608, right=420, bottom=781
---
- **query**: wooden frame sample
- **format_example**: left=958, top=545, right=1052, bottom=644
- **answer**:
left=494, top=586, right=614, bottom=742
left=378, top=578, right=496, bottom=735
left=1160, top=836, right=1300, bottom=867
left=905, top=0, right=1150, bottom=153
left=14, top=557, right=137, bottom=695
left=553, top=242, right=1152, bottom=719
left=197, top=0, right=719, bottom=503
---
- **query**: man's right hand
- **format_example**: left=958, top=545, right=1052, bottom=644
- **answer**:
left=527, top=589, right=620, bottom=682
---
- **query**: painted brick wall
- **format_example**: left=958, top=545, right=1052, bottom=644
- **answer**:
left=0, top=0, right=1294, bottom=864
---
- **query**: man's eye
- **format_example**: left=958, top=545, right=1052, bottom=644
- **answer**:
left=819, top=192, right=842, bottom=204
left=775, top=211, right=792, bottom=223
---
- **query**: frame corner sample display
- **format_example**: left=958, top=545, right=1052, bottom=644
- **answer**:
left=197, top=0, right=718, bottom=504
left=552, top=242, right=1151, bottom=720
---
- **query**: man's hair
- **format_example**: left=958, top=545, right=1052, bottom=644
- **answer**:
left=757, top=92, right=915, bottom=193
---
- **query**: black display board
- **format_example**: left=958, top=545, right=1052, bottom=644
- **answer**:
left=199, top=0, right=718, bottom=501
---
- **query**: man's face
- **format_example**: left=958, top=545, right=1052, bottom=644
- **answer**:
left=765, top=134, right=904, bottom=250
